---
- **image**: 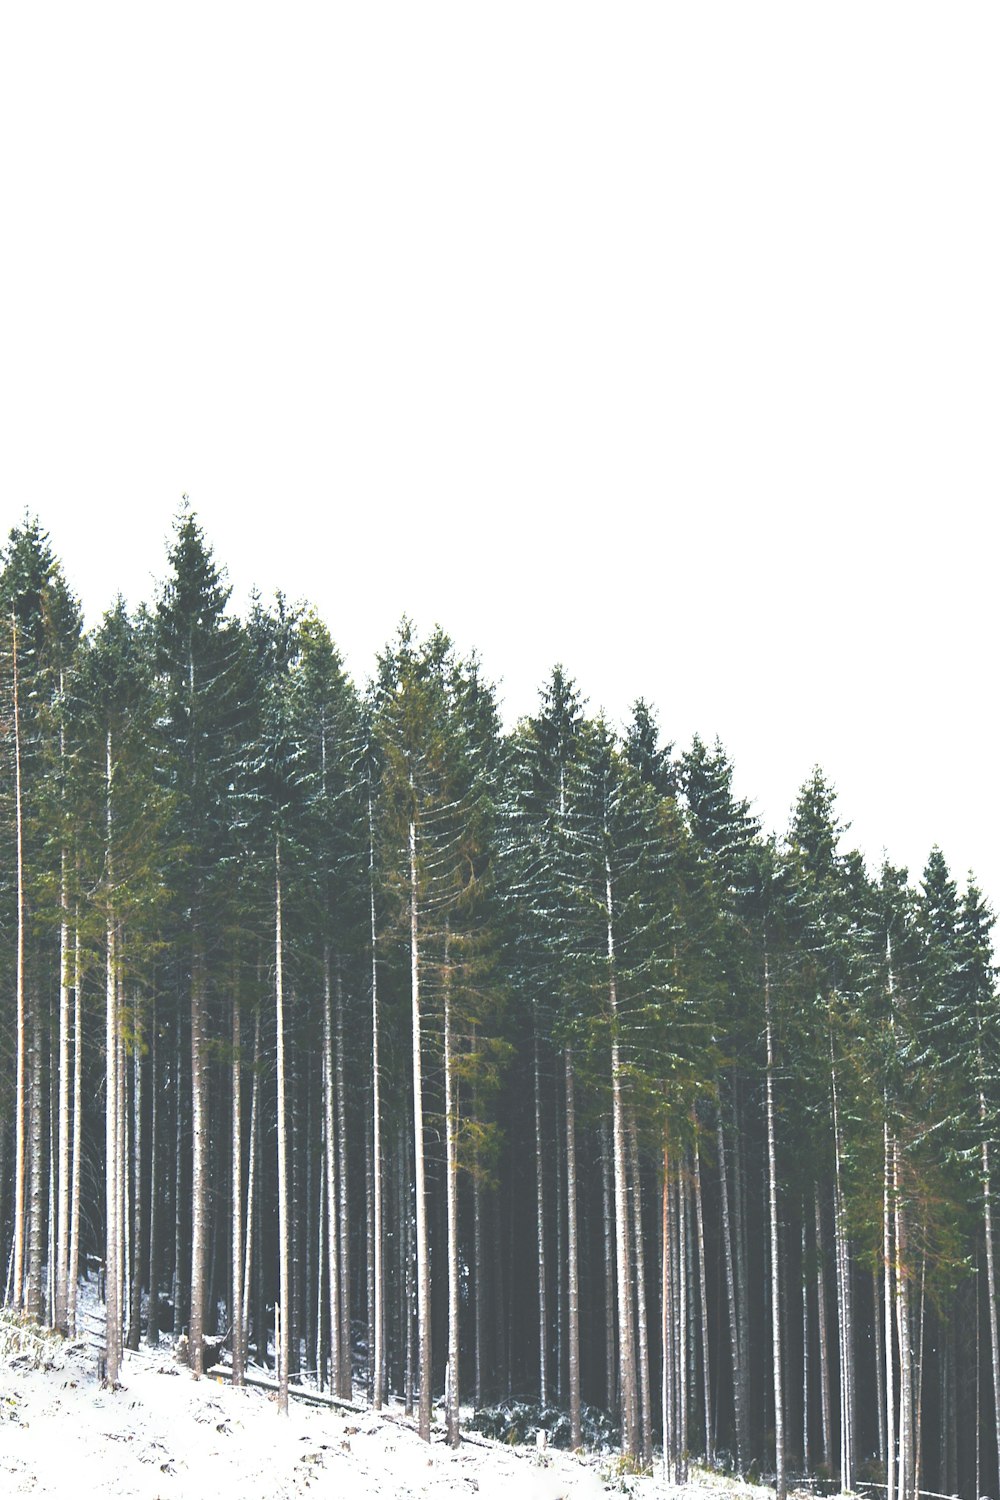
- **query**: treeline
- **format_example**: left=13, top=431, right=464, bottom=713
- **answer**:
left=1, top=510, right=998, bottom=1499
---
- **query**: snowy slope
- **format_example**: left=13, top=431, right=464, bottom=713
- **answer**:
left=0, top=1311, right=779, bottom=1500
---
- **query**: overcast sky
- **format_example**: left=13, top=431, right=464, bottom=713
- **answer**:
left=2, top=4, right=997, bottom=907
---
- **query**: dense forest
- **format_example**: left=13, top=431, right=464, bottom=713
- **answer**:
left=1, top=509, right=997, bottom=1500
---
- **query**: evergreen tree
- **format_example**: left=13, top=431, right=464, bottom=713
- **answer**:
left=0, top=518, right=81, bottom=1320
left=154, top=505, right=243, bottom=1375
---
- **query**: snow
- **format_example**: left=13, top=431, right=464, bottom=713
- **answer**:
left=0, top=1299, right=784, bottom=1500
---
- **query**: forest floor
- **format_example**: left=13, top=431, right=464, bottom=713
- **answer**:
left=0, top=1299, right=788, bottom=1500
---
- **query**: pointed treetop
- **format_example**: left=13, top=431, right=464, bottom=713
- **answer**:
left=157, top=506, right=232, bottom=635
left=919, top=845, right=959, bottom=943
left=624, top=698, right=675, bottom=798
left=531, top=664, right=584, bottom=762
left=1, top=513, right=82, bottom=651
left=788, top=765, right=846, bottom=876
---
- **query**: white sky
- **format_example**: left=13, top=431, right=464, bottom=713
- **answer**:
left=2, top=4, right=997, bottom=908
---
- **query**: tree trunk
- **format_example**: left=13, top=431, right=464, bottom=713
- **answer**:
left=533, top=1023, right=548, bottom=1405
left=105, top=758, right=120, bottom=1386
left=68, top=915, right=83, bottom=1338
left=27, top=993, right=44, bottom=1321
left=565, top=1047, right=581, bottom=1449
left=555, top=1071, right=565, bottom=1403
left=365, top=1097, right=375, bottom=1403
left=473, top=1119, right=484, bottom=1410
left=189, top=934, right=208, bottom=1378
left=765, top=954, right=786, bottom=1500
left=815, top=1191, right=833, bottom=1475
left=55, top=847, right=71, bottom=1333
left=830, top=1037, right=853, bottom=1490
left=147, top=1005, right=160, bottom=1347
left=11, top=616, right=27, bottom=1314
left=717, top=1105, right=745, bottom=1471
left=893, top=1138, right=911, bottom=1500
left=661, top=1142, right=674, bottom=1478
left=444, top=923, right=460, bottom=1447
left=321, top=953, right=341, bottom=1397
left=606, top=860, right=638, bottom=1458
left=693, top=1130, right=712, bottom=1466
left=881, top=1128, right=899, bottom=1500
left=335, top=961, right=351, bottom=1398
left=243, top=1009, right=261, bottom=1362
left=275, top=837, right=290, bottom=1413
left=128, top=992, right=143, bottom=1350
left=802, top=1223, right=810, bottom=1475
left=172, top=1019, right=185, bottom=1336
left=602, top=1122, right=617, bottom=1411
left=628, top=1112, right=652, bottom=1464
left=231, top=990, right=244, bottom=1384
left=410, top=810, right=432, bottom=1441
left=982, top=1120, right=1000, bottom=1500
left=370, top=790, right=385, bottom=1409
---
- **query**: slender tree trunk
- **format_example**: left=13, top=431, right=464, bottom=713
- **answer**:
left=365, top=1099, right=375, bottom=1402
left=803, top=1223, right=811, bottom=1475
left=883, top=1127, right=897, bottom=1500
left=172, top=1019, right=185, bottom=1336
left=677, top=1167, right=689, bottom=1481
left=189, top=932, right=208, bottom=1377
left=692, top=1131, right=712, bottom=1466
left=815, top=1191, right=833, bottom=1474
left=11, top=617, right=27, bottom=1314
left=718, top=1106, right=745, bottom=1471
left=872, top=1267, right=885, bottom=1477
left=765, top=954, right=786, bottom=1500
left=335, top=961, right=351, bottom=1398
left=565, top=1047, right=581, bottom=1449
left=404, top=1116, right=415, bottom=1416
left=661, top=1142, right=674, bottom=1478
left=275, top=838, right=290, bottom=1413
left=47, top=997, right=56, bottom=1328
left=104, top=750, right=120, bottom=1386
left=128, top=992, right=143, bottom=1349
left=606, top=860, right=638, bottom=1458
left=830, top=1038, right=853, bottom=1490
left=117, top=977, right=128, bottom=1354
left=27, top=994, right=44, bottom=1321
left=68, top=916, right=82, bottom=1337
left=397, top=1123, right=408, bottom=1403
left=981, top=1118, right=1000, bottom=1499
left=316, top=1137, right=325, bottom=1390
left=601, top=1122, right=617, bottom=1412
left=629, top=1112, right=652, bottom=1465
left=473, top=1118, right=484, bottom=1410
left=444, top=923, right=460, bottom=1447
left=231, top=990, right=244, bottom=1384
left=369, top=791, right=385, bottom=1409
left=321, top=954, right=341, bottom=1397
left=55, top=847, right=71, bottom=1333
left=555, top=1073, right=565, bottom=1403
left=533, top=1022, right=548, bottom=1405
left=147, top=1005, right=160, bottom=1347
left=732, top=1088, right=750, bottom=1450
left=913, top=1256, right=926, bottom=1500
left=893, top=1139, right=911, bottom=1500
left=410, top=809, right=432, bottom=1440
left=243, top=1010, right=261, bottom=1362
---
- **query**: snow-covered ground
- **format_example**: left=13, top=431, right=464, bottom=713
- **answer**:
left=0, top=1303, right=780, bottom=1500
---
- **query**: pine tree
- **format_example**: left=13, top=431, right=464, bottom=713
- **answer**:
left=154, top=505, right=242, bottom=1376
left=76, top=601, right=168, bottom=1380
left=499, top=666, right=585, bottom=1421
left=0, top=518, right=81, bottom=1321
